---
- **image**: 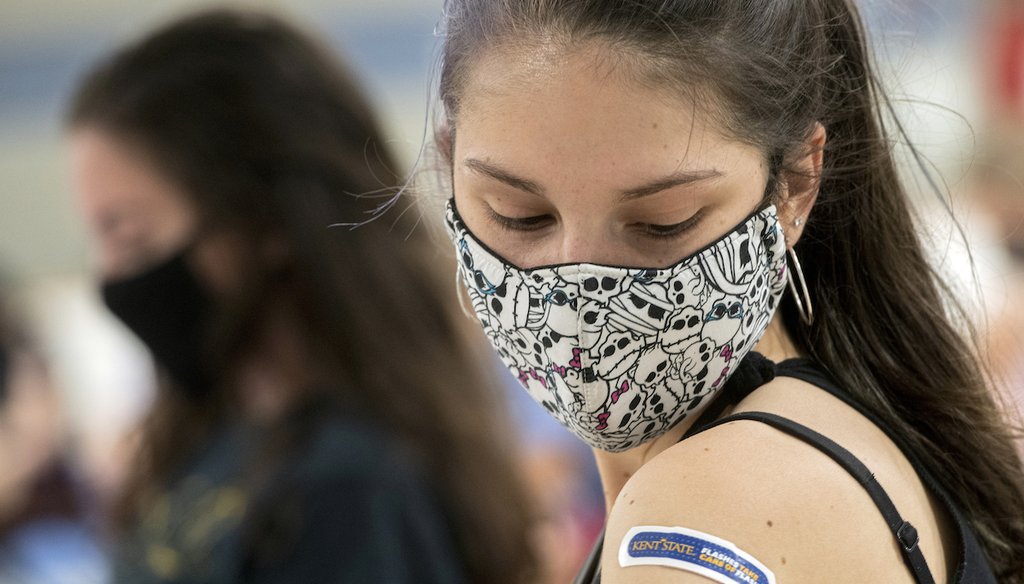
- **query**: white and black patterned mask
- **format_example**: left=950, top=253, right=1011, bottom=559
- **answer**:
left=445, top=200, right=788, bottom=451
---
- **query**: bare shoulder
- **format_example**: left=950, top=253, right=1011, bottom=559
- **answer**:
left=600, top=375, right=939, bottom=584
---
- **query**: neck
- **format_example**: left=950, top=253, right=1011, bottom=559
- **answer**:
left=591, top=315, right=801, bottom=512
left=235, top=308, right=319, bottom=424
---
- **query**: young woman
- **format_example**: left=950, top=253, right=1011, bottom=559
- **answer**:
left=67, top=9, right=534, bottom=583
left=432, top=1, right=1024, bottom=582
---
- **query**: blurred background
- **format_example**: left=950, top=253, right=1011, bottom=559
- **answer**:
left=0, top=0, right=1022, bottom=582
left=1, top=0, right=440, bottom=515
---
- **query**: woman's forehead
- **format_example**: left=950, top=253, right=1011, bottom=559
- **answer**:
left=454, top=47, right=758, bottom=191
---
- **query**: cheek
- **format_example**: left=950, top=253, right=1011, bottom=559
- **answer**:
left=74, top=185, right=201, bottom=279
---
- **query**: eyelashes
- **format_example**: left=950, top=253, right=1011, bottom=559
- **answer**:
left=484, top=206, right=705, bottom=240
left=484, top=207, right=552, bottom=232
left=637, top=208, right=706, bottom=239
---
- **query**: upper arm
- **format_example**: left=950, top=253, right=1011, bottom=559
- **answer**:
left=601, top=421, right=912, bottom=584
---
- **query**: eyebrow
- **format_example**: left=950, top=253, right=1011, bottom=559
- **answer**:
left=465, top=158, right=545, bottom=197
left=463, top=158, right=722, bottom=200
left=619, top=169, right=723, bottom=200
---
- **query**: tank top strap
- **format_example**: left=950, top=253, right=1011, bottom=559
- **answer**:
left=774, top=357, right=993, bottom=583
left=574, top=356, right=995, bottom=584
left=692, top=410, right=937, bottom=584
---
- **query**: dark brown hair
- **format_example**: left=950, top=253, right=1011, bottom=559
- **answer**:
left=436, top=0, right=1024, bottom=580
left=69, top=9, right=535, bottom=583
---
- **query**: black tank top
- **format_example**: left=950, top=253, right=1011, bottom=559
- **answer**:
left=573, top=355, right=997, bottom=584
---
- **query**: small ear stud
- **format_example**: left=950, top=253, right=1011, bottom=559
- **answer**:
left=794, top=217, right=803, bottom=227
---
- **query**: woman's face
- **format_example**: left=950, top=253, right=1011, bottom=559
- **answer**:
left=71, top=128, right=198, bottom=279
left=70, top=128, right=240, bottom=294
left=452, top=45, right=777, bottom=269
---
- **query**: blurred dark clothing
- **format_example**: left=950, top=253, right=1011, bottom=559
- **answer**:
left=113, top=398, right=466, bottom=584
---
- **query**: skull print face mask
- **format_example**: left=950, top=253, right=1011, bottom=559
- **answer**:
left=445, top=199, right=788, bottom=452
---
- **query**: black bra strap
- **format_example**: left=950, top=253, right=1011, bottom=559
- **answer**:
left=697, top=411, right=936, bottom=584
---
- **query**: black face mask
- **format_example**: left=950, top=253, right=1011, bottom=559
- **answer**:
left=101, top=250, right=213, bottom=398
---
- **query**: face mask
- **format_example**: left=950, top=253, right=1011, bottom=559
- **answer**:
left=102, top=250, right=213, bottom=397
left=445, top=200, right=788, bottom=451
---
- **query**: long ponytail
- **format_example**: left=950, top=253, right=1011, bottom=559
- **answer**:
left=791, top=1, right=1024, bottom=577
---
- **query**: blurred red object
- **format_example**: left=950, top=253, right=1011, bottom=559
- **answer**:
left=986, top=0, right=1024, bottom=122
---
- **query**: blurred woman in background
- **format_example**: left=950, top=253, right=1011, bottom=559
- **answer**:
left=67, top=9, right=534, bottom=583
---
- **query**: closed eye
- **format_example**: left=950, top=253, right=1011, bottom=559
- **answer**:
left=485, top=208, right=553, bottom=232
left=636, top=208, right=705, bottom=239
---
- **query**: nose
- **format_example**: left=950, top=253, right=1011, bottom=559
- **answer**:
left=554, top=224, right=629, bottom=267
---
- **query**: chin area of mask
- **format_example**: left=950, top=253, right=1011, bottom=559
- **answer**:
left=101, top=250, right=212, bottom=397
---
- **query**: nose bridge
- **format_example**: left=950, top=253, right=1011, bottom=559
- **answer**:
left=558, top=221, right=613, bottom=266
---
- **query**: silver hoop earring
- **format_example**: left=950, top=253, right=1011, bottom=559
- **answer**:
left=786, top=248, right=814, bottom=325
left=794, top=217, right=803, bottom=227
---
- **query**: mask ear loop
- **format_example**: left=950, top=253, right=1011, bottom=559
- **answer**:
left=786, top=247, right=814, bottom=325
left=454, top=265, right=475, bottom=320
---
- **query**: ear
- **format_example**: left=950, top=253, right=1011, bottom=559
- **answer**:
left=436, top=121, right=455, bottom=166
left=777, top=122, right=826, bottom=247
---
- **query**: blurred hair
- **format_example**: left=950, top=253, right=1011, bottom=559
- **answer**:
left=0, top=281, right=34, bottom=399
left=433, top=0, right=1024, bottom=579
left=0, top=292, right=13, bottom=404
left=68, top=9, right=535, bottom=583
